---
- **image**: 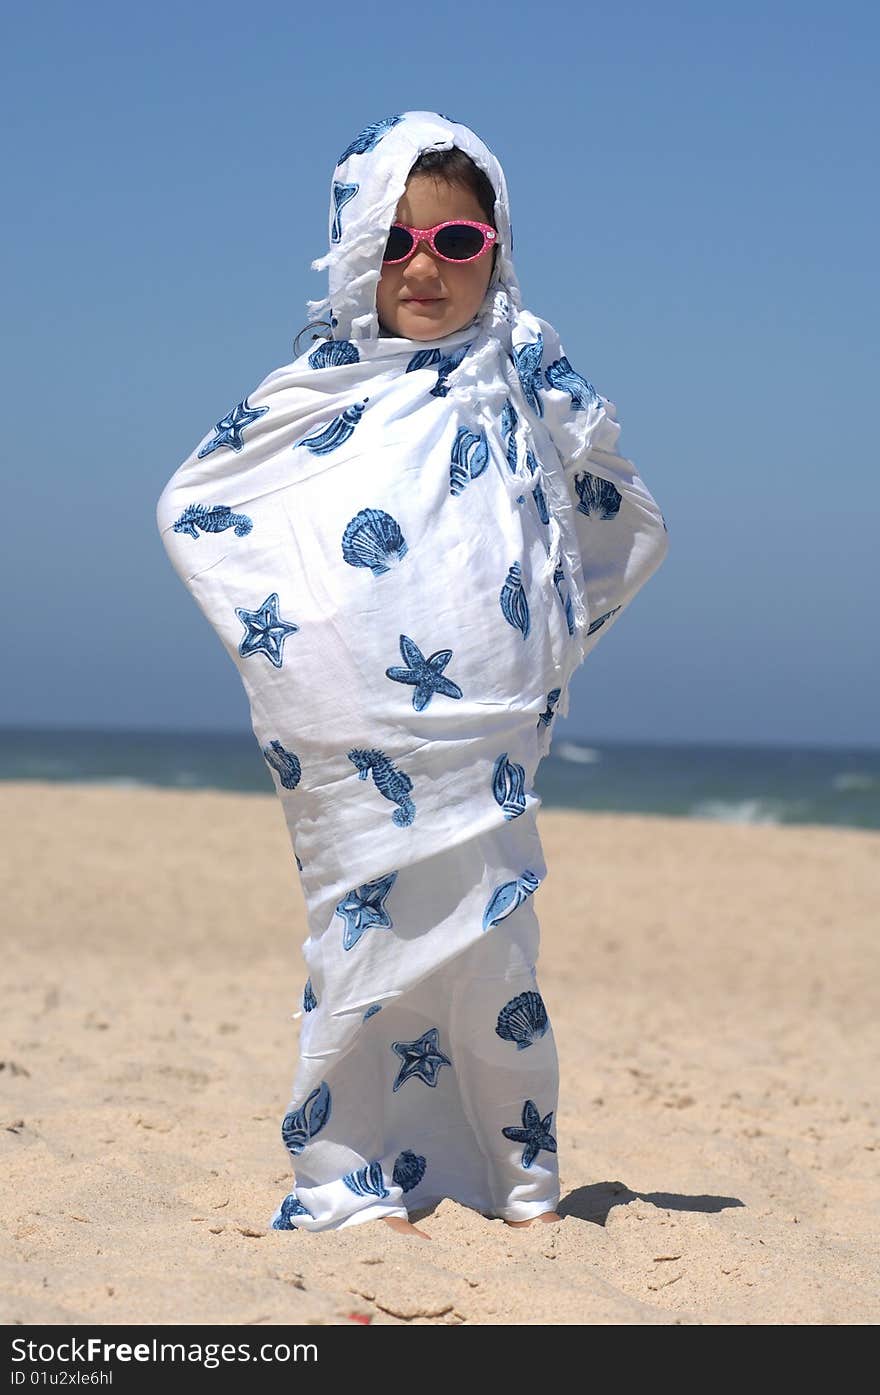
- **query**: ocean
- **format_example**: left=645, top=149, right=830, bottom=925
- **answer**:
left=1, top=727, right=878, bottom=830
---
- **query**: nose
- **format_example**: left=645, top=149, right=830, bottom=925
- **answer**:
left=403, top=246, right=443, bottom=280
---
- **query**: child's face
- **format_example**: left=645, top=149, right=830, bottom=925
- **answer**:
left=375, top=175, right=496, bottom=341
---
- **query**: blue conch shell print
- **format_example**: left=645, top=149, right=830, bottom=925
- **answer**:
left=197, top=397, right=268, bottom=458
left=573, top=470, right=623, bottom=519
left=500, top=397, right=519, bottom=474
left=343, top=1161, right=390, bottom=1200
left=449, top=426, right=489, bottom=496
left=262, top=740, right=302, bottom=790
left=406, top=341, right=472, bottom=397
left=336, top=115, right=402, bottom=166
left=526, top=452, right=550, bottom=526
left=302, top=978, right=317, bottom=1013
left=501, top=1098, right=557, bottom=1169
left=347, top=749, right=415, bottom=826
left=492, top=753, right=526, bottom=820
left=587, top=605, right=622, bottom=635
left=341, top=507, right=408, bottom=576
left=500, top=562, right=530, bottom=639
left=537, top=688, right=562, bottom=730
left=172, top=503, right=253, bottom=539
left=385, top=634, right=463, bottom=711
left=544, top=356, right=600, bottom=410
left=299, top=399, right=369, bottom=455
left=495, top=990, right=549, bottom=1050
left=392, top=1150, right=427, bottom=1193
left=308, top=339, right=360, bottom=369
left=281, top=1081, right=332, bottom=1156
left=391, top=1028, right=452, bottom=1090
left=482, top=870, right=541, bottom=930
left=335, top=871, right=398, bottom=952
left=235, top=594, right=299, bottom=668
left=330, top=181, right=359, bottom=242
left=513, top=335, right=545, bottom=417
left=271, top=1192, right=313, bottom=1230
left=552, top=562, right=576, bottom=636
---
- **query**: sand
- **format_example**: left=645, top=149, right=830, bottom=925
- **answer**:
left=2, top=780, right=878, bottom=1325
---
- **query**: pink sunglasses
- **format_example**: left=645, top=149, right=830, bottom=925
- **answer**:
left=382, top=218, right=498, bottom=265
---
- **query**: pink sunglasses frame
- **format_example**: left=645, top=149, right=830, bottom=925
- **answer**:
left=382, top=218, right=498, bottom=265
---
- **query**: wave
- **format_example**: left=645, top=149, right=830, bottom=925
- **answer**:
left=554, top=741, right=601, bottom=765
left=687, top=797, right=805, bottom=825
left=831, top=772, right=875, bottom=791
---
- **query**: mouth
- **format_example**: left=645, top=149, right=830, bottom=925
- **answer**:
left=402, top=296, right=444, bottom=305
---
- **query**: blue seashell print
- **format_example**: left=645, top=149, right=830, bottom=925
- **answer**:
left=495, top=990, right=549, bottom=1050
left=513, top=335, right=545, bottom=417
left=302, top=978, right=317, bottom=1013
left=235, top=594, right=299, bottom=669
left=407, top=347, right=442, bottom=374
left=335, top=871, right=398, bottom=952
left=500, top=397, right=519, bottom=474
left=172, top=503, right=253, bottom=539
left=298, top=399, right=369, bottom=455
left=198, top=396, right=269, bottom=458
left=331, top=181, right=359, bottom=242
left=262, top=739, right=302, bottom=790
left=501, top=1098, right=557, bottom=1169
left=308, top=339, right=360, bottom=369
left=552, top=562, right=576, bottom=636
left=341, top=507, right=408, bottom=577
left=363, top=1004, right=383, bottom=1021
left=573, top=470, right=622, bottom=519
left=406, top=342, right=472, bottom=397
left=342, top=1160, right=390, bottom=1200
left=449, top=426, right=489, bottom=496
left=281, top=1081, right=332, bottom=1156
left=295, top=852, right=303, bottom=872
left=386, top=634, right=463, bottom=711
left=336, top=115, right=402, bottom=166
left=492, top=753, right=526, bottom=820
left=482, top=870, right=541, bottom=931
left=347, top=748, right=415, bottom=827
left=392, top=1150, right=427, bottom=1193
left=500, top=561, right=530, bottom=639
left=391, top=1028, right=452, bottom=1091
left=544, top=356, right=600, bottom=410
left=587, top=605, right=622, bottom=635
left=537, top=687, right=562, bottom=730
left=271, top=1191, right=313, bottom=1230
left=526, top=452, right=550, bottom=526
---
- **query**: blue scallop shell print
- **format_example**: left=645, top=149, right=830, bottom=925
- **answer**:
left=343, top=1161, right=390, bottom=1200
left=573, top=470, right=623, bottom=519
left=513, top=335, right=545, bottom=417
left=492, top=753, right=526, bottom=820
left=302, top=978, right=317, bottom=1013
left=544, top=356, right=600, bottom=410
left=335, top=871, right=398, bottom=952
left=483, top=870, right=541, bottom=931
left=392, top=1150, right=427, bottom=1193
left=262, top=740, right=302, bottom=790
left=500, top=562, right=530, bottom=639
left=341, top=507, right=408, bottom=576
left=386, top=634, right=463, bottom=711
left=537, top=688, right=562, bottom=730
left=500, top=397, right=519, bottom=474
left=331, top=181, right=359, bottom=242
left=198, top=397, right=268, bottom=458
left=172, top=503, right=253, bottom=539
left=587, top=605, right=622, bottom=635
left=391, top=1028, right=452, bottom=1091
left=347, top=749, right=415, bottom=827
left=406, top=341, right=472, bottom=397
left=308, top=339, right=360, bottom=369
left=449, top=426, right=489, bottom=496
left=552, top=562, right=576, bottom=636
left=298, top=399, right=369, bottom=455
left=495, top=990, right=549, bottom=1050
left=501, top=1099, right=557, bottom=1169
left=271, top=1191, right=313, bottom=1230
left=336, top=115, right=402, bottom=166
left=281, top=1081, right=331, bottom=1156
left=235, top=594, right=299, bottom=669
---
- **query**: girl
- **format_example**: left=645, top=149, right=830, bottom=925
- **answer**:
left=156, top=111, right=669, bottom=1239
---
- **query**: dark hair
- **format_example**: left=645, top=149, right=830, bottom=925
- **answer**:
left=407, top=147, right=497, bottom=227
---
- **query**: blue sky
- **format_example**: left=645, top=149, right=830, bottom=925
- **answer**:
left=3, top=0, right=877, bottom=747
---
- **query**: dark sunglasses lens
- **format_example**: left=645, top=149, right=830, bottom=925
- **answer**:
left=383, top=225, right=413, bottom=261
left=434, top=224, right=486, bottom=260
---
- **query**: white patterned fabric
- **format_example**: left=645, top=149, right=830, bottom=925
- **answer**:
left=156, top=111, right=669, bottom=1231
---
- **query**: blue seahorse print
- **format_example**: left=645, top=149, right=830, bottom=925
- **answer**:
left=336, top=115, right=402, bottom=166
left=537, top=687, right=562, bottom=730
left=271, top=1191, right=313, bottom=1230
left=331, top=181, right=359, bottom=243
left=197, top=397, right=268, bottom=458
left=513, top=335, right=545, bottom=417
left=347, top=748, right=415, bottom=827
left=483, top=870, right=542, bottom=930
left=308, top=339, right=360, bottom=369
left=172, top=503, right=253, bottom=539
left=587, top=605, right=622, bottom=635
left=449, top=426, right=489, bottom=496
left=302, top=978, right=317, bottom=1012
left=262, top=740, right=302, bottom=790
left=298, top=399, right=369, bottom=455
left=573, top=471, right=623, bottom=519
left=335, top=871, right=398, bottom=952
left=500, top=397, right=519, bottom=474
left=343, top=1161, right=390, bottom=1200
left=235, top=594, right=299, bottom=669
left=500, top=561, right=530, bottom=639
left=492, top=753, right=526, bottom=820
left=281, top=1081, right=331, bottom=1156
left=544, top=356, right=600, bottom=410
left=552, top=562, right=576, bottom=636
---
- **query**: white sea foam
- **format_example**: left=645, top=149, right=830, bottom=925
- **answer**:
left=554, top=741, right=601, bottom=765
left=688, top=798, right=788, bottom=825
left=831, top=772, right=875, bottom=791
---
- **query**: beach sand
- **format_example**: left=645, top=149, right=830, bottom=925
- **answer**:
left=2, top=780, right=878, bottom=1325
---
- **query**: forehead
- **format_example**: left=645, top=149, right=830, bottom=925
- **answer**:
left=394, top=174, right=486, bottom=224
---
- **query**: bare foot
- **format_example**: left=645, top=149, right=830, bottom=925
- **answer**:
left=504, top=1211, right=562, bottom=1227
left=381, top=1215, right=432, bottom=1239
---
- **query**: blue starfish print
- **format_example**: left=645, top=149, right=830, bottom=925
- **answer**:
left=234, top=593, right=299, bottom=668
left=391, top=1028, right=452, bottom=1092
left=501, top=1098, right=558, bottom=1169
left=334, top=871, right=398, bottom=951
left=197, top=397, right=268, bottom=458
left=385, top=634, right=463, bottom=712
